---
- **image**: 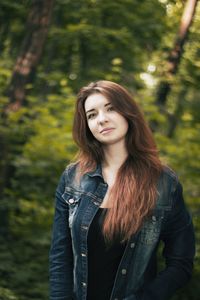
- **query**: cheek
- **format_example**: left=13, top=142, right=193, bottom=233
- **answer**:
left=119, top=116, right=129, bottom=131
left=125, top=120, right=129, bottom=132
left=87, top=121, right=96, bottom=135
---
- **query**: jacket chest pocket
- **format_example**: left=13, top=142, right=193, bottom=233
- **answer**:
left=139, top=213, right=163, bottom=245
left=62, top=189, right=81, bottom=228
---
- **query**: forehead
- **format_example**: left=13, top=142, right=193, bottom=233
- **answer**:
left=84, top=93, right=110, bottom=112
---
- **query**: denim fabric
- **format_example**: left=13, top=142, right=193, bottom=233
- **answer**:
left=49, top=163, right=195, bottom=300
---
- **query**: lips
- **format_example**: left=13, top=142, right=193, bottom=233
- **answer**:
left=100, top=127, right=114, bottom=134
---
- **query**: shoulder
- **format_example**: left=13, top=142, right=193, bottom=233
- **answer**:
left=64, top=162, right=79, bottom=176
left=56, top=162, right=79, bottom=189
left=156, top=165, right=180, bottom=208
left=159, top=165, right=179, bottom=189
left=61, top=162, right=79, bottom=184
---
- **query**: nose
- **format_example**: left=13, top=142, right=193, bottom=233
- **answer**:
left=97, top=111, right=108, bottom=124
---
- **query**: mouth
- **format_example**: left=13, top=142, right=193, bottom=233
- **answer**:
left=100, top=128, right=114, bottom=134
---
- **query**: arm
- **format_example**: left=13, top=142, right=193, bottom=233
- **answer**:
left=49, top=171, right=74, bottom=300
left=136, top=181, right=195, bottom=300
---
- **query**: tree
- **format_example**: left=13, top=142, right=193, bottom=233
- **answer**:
left=0, top=0, right=54, bottom=231
left=156, top=0, right=198, bottom=107
left=0, top=1, right=199, bottom=299
left=6, top=0, right=54, bottom=112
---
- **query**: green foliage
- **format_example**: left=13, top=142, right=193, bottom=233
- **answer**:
left=0, top=0, right=199, bottom=299
left=42, top=0, right=168, bottom=90
left=0, top=287, right=19, bottom=300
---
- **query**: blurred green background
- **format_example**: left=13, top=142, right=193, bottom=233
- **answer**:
left=0, top=1, right=199, bottom=299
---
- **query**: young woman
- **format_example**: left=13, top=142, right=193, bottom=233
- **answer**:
left=49, top=80, right=195, bottom=300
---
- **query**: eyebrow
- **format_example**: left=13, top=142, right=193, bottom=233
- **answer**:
left=85, top=102, right=111, bottom=114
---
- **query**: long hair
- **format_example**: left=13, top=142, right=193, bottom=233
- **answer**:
left=73, top=80, right=163, bottom=242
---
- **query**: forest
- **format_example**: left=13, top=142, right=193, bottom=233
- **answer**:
left=0, top=0, right=199, bottom=299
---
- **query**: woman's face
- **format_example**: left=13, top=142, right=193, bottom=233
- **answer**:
left=84, top=93, right=129, bottom=146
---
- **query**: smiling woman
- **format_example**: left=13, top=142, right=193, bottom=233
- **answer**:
left=49, top=80, right=195, bottom=300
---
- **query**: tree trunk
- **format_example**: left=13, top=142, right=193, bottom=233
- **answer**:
left=0, top=0, right=54, bottom=234
left=156, top=0, right=198, bottom=107
left=6, top=0, right=54, bottom=112
left=167, top=89, right=186, bottom=138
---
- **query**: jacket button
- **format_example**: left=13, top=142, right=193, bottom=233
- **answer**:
left=69, top=198, right=75, bottom=204
left=82, top=282, right=86, bottom=287
left=130, top=242, right=135, bottom=248
left=152, top=215, right=156, bottom=221
left=121, top=269, right=127, bottom=275
left=81, top=253, right=86, bottom=257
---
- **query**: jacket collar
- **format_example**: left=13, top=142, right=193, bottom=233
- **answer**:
left=86, top=163, right=104, bottom=179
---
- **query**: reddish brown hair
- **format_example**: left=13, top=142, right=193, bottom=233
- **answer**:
left=73, top=80, right=162, bottom=242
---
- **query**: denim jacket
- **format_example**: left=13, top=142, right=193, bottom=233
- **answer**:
left=49, top=163, right=195, bottom=300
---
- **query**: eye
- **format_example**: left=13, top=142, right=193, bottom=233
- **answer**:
left=87, top=112, right=96, bottom=120
left=107, top=106, right=114, bottom=111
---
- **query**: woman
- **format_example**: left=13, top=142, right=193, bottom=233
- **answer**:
left=49, top=80, right=195, bottom=300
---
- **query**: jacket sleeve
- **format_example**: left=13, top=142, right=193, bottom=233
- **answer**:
left=49, top=171, right=73, bottom=300
left=136, top=181, right=195, bottom=300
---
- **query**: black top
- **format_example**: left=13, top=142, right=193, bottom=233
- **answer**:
left=87, top=208, right=126, bottom=300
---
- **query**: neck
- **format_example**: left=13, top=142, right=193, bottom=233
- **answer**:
left=102, top=142, right=128, bottom=170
